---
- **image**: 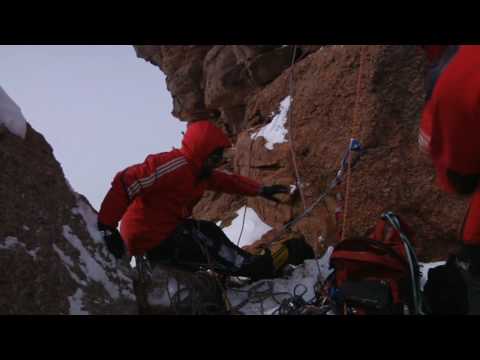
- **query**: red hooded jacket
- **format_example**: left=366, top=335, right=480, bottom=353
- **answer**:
left=98, top=120, right=262, bottom=255
left=419, top=45, right=480, bottom=192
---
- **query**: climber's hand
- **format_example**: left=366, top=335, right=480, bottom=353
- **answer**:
left=98, top=222, right=126, bottom=259
left=260, top=185, right=290, bottom=203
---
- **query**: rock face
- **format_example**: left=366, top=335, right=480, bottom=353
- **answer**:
left=135, top=45, right=299, bottom=136
left=0, top=124, right=137, bottom=314
left=135, top=45, right=468, bottom=262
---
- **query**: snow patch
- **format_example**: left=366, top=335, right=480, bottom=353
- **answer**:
left=23, top=225, right=30, bottom=231
left=0, top=236, right=20, bottom=250
left=62, top=225, right=121, bottom=299
left=222, top=206, right=272, bottom=248
left=420, top=261, right=446, bottom=290
left=52, top=243, right=87, bottom=286
left=65, top=179, right=76, bottom=194
left=227, top=247, right=334, bottom=315
left=70, top=195, right=135, bottom=300
left=71, top=195, right=118, bottom=264
left=251, top=96, right=291, bottom=150
left=71, top=196, right=103, bottom=244
left=26, top=247, right=40, bottom=260
left=0, top=86, right=27, bottom=139
left=1, top=236, right=40, bottom=260
left=68, top=289, right=89, bottom=315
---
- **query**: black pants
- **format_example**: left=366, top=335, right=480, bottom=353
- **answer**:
left=146, top=220, right=275, bottom=280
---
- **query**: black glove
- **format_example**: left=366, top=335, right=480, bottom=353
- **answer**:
left=259, top=185, right=290, bottom=203
left=98, top=222, right=126, bottom=259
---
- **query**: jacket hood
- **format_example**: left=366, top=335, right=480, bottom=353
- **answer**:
left=180, top=120, right=231, bottom=171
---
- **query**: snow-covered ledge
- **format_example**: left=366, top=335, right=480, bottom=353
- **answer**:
left=0, top=86, right=27, bottom=139
left=251, top=96, right=291, bottom=151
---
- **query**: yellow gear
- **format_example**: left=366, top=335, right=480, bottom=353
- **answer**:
left=270, top=242, right=290, bottom=272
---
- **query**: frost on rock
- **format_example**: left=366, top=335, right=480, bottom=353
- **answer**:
left=71, top=195, right=103, bottom=244
left=222, top=206, right=272, bottom=248
left=68, top=289, right=89, bottom=315
left=0, top=236, right=21, bottom=250
left=1, top=236, right=40, bottom=260
left=70, top=195, right=135, bottom=299
left=0, top=86, right=27, bottom=139
left=62, top=225, right=122, bottom=299
left=251, top=96, right=291, bottom=150
left=52, top=220, right=135, bottom=303
left=52, top=243, right=87, bottom=286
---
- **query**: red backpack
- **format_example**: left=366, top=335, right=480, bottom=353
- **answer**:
left=328, top=212, right=421, bottom=315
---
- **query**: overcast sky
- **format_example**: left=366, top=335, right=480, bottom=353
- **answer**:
left=0, top=45, right=186, bottom=210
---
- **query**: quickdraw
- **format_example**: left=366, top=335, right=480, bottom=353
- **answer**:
left=269, top=138, right=365, bottom=245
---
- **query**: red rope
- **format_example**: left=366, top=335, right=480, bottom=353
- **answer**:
left=341, top=46, right=366, bottom=242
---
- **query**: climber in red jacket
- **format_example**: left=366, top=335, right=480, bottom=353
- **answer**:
left=97, top=116, right=313, bottom=280
left=418, top=45, right=480, bottom=314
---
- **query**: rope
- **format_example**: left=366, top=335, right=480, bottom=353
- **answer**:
left=191, top=222, right=233, bottom=313
left=141, top=46, right=368, bottom=315
left=287, top=45, right=307, bottom=211
left=231, top=46, right=327, bottom=310
left=137, top=222, right=235, bottom=315
left=341, top=45, right=367, bottom=242
left=236, top=135, right=255, bottom=247
left=265, top=140, right=365, bottom=247
left=235, top=45, right=324, bottom=289
left=227, top=275, right=335, bottom=315
left=167, top=271, right=227, bottom=315
left=284, top=45, right=330, bottom=288
left=228, top=280, right=302, bottom=315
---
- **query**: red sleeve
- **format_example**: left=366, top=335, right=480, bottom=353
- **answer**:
left=207, top=170, right=262, bottom=196
left=98, top=153, right=187, bottom=228
left=97, top=171, right=130, bottom=228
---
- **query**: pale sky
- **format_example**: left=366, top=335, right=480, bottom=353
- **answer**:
left=0, top=45, right=186, bottom=210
